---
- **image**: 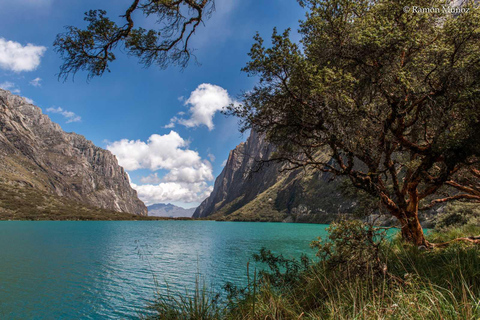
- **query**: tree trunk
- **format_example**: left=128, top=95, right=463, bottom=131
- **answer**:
left=398, top=185, right=430, bottom=248
left=399, top=213, right=429, bottom=247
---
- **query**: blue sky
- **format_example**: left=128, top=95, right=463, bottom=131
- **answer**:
left=0, top=0, right=305, bottom=208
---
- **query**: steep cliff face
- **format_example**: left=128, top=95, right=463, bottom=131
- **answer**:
left=194, top=130, right=442, bottom=226
left=193, top=130, right=353, bottom=222
left=0, top=89, right=147, bottom=216
left=194, top=130, right=280, bottom=218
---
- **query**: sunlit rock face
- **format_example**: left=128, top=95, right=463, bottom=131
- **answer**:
left=0, top=89, right=147, bottom=216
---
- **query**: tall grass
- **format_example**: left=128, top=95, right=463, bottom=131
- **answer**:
left=142, top=275, right=224, bottom=320
left=143, top=223, right=480, bottom=320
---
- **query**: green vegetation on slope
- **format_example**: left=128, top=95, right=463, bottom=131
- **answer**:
left=206, top=171, right=349, bottom=223
left=210, top=178, right=289, bottom=222
left=0, top=182, right=168, bottom=221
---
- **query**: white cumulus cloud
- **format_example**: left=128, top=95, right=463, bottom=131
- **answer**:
left=107, top=131, right=215, bottom=205
left=0, top=38, right=46, bottom=72
left=46, top=107, right=81, bottom=123
left=163, top=163, right=213, bottom=184
left=166, top=83, right=236, bottom=130
left=106, top=131, right=213, bottom=182
left=131, top=182, right=213, bottom=205
left=29, top=77, right=42, bottom=87
left=140, top=173, right=162, bottom=184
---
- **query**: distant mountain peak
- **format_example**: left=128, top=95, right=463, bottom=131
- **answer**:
left=147, top=203, right=195, bottom=218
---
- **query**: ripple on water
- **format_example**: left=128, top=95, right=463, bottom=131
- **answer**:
left=0, top=221, right=328, bottom=319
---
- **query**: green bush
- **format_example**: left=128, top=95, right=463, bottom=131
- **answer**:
left=435, top=203, right=480, bottom=231
left=311, top=219, right=387, bottom=280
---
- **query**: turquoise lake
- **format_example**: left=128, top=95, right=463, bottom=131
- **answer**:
left=0, top=221, right=332, bottom=319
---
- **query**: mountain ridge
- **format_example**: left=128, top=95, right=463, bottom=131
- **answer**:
left=194, top=130, right=440, bottom=227
left=0, top=89, right=147, bottom=217
left=148, top=203, right=195, bottom=218
left=193, top=130, right=355, bottom=223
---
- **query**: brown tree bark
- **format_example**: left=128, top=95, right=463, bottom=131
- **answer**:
left=399, top=213, right=429, bottom=247
left=385, top=183, right=431, bottom=247
left=402, top=186, right=430, bottom=247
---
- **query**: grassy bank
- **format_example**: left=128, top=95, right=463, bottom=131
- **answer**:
left=143, top=220, right=480, bottom=320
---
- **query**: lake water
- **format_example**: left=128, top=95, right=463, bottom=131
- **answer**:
left=0, top=221, right=331, bottom=319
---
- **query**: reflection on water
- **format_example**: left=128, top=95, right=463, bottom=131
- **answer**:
left=0, top=221, right=329, bottom=319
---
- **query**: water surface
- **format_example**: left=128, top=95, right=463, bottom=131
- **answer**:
left=0, top=221, right=330, bottom=319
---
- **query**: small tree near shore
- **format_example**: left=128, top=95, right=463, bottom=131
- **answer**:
left=230, top=0, right=480, bottom=247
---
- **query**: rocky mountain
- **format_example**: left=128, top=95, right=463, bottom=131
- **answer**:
left=148, top=203, right=195, bottom=218
left=0, top=89, right=147, bottom=217
left=193, top=130, right=355, bottom=223
left=194, top=130, right=441, bottom=226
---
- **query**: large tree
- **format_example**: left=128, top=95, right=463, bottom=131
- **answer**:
left=231, top=0, right=480, bottom=247
left=54, top=0, right=214, bottom=80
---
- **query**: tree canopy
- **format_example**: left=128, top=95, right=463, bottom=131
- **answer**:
left=230, top=0, right=480, bottom=246
left=54, top=0, right=214, bottom=80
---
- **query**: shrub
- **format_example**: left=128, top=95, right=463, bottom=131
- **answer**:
left=311, top=219, right=388, bottom=280
left=435, top=203, right=480, bottom=231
